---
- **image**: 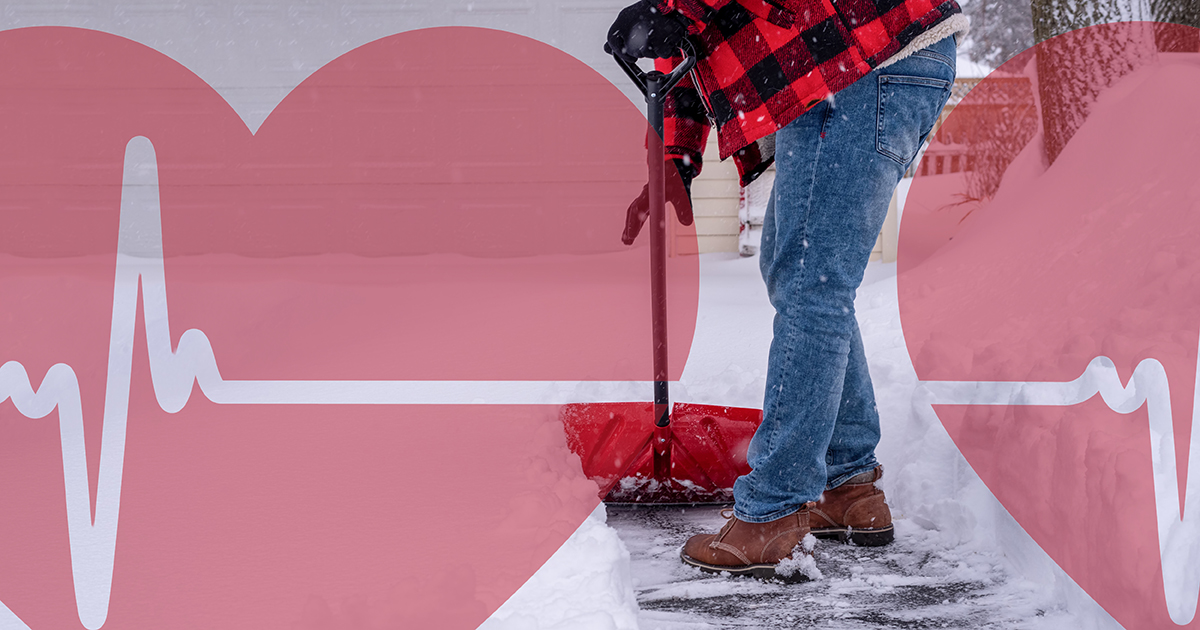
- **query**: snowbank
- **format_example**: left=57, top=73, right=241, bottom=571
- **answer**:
left=884, top=51, right=1200, bottom=630
left=481, top=505, right=639, bottom=630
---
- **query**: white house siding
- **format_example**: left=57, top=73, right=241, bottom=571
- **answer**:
left=0, top=1, right=639, bottom=129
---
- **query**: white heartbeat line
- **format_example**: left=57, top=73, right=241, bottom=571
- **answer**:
left=0, top=137, right=651, bottom=630
left=919, top=353, right=1200, bottom=625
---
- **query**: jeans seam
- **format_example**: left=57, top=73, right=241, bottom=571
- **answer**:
left=743, top=104, right=832, bottom=521
left=876, top=76, right=900, bottom=164
left=880, top=75, right=952, bottom=90
left=772, top=101, right=831, bottom=428
left=793, top=101, right=833, bottom=291
left=826, top=460, right=880, bottom=490
left=911, top=48, right=957, bottom=74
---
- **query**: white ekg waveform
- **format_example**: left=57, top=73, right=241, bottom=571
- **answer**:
left=6, top=137, right=1196, bottom=628
left=919, top=354, right=1200, bottom=625
left=0, top=137, right=648, bottom=630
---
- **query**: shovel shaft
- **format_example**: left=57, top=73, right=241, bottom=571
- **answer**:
left=646, top=73, right=670, bottom=427
left=612, top=47, right=697, bottom=485
left=646, top=73, right=674, bottom=480
left=653, top=422, right=672, bottom=480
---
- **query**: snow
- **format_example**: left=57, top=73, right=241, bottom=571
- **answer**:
left=774, top=535, right=823, bottom=581
left=481, top=504, right=640, bottom=630
left=483, top=251, right=1119, bottom=628
left=476, top=54, right=1200, bottom=630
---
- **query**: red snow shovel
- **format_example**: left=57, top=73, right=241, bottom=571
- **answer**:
left=561, top=43, right=763, bottom=505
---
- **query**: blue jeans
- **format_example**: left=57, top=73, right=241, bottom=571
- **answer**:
left=734, top=36, right=958, bottom=523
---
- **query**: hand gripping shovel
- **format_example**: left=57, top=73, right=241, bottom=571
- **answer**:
left=560, top=43, right=763, bottom=504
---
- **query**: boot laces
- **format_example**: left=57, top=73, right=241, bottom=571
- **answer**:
left=712, top=508, right=739, bottom=544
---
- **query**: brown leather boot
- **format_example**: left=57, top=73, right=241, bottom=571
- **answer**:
left=680, top=503, right=820, bottom=582
left=810, top=466, right=894, bottom=546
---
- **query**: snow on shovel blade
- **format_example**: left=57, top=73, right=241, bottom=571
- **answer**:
left=560, top=402, right=762, bottom=504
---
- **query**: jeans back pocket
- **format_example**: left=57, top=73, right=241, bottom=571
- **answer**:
left=876, top=74, right=952, bottom=166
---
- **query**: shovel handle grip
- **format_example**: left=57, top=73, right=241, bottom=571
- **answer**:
left=612, top=39, right=698, bottom=103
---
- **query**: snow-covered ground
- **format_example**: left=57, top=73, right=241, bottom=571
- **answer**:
left=483, top=253, right=1125, bottom=629
left=480, top=33, right=1200, bottom=630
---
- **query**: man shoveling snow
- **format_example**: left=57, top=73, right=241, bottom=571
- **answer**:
left=606, top=0, right=969, bottom=581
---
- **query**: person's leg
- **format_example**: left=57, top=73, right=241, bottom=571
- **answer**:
left=824, top=323, right=881, bottom=488
left=735, top=36, right=958, bottom=523
left=825, top=37, right=961, bottom=491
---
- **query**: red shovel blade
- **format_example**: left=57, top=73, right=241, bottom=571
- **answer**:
left=560, top=402, right=762, bottom=504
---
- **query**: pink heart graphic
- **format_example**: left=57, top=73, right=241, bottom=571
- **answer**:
left=0, top=26, right=699, bottom=629
left=899, top=22, right=1200, bottom=629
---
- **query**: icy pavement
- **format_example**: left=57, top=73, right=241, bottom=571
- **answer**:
left=611, top=506, right=1053, bottom=630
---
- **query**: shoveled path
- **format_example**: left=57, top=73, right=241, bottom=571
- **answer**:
left=608, top=505, right=1056, bottom=630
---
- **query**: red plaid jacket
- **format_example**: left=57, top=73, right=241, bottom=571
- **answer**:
left=653, top=0, right=963, bottom=185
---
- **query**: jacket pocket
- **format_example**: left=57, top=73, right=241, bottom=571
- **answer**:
left=739, top=0, right=797, bottom=28
left=876, top=75, right=952, bottom=166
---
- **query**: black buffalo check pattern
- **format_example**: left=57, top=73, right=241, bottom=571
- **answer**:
left=653, top=0, right=962, bottom=185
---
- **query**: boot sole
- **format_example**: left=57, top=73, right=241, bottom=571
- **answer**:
left=679, top=551, right=812, bottom=583
left=811, top=524, right=894, bottom=547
